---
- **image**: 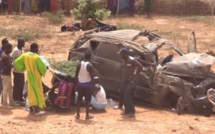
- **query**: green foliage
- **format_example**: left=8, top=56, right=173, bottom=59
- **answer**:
left=41, top=11, right=64, bottom=24
left=48, top=58, right=79, bottom=77
left=71, top=0, right=111, bottom=24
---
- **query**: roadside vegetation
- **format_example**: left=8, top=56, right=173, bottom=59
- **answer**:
left=48, top=58, right=79, bottom=77
left=71, top=0, right=111, bottom=25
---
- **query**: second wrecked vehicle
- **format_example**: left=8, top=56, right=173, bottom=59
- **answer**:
left=53, top=29, right=215, bottom=115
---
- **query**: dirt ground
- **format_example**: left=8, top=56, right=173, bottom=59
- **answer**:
left=0, top=14, right=215, bottom=134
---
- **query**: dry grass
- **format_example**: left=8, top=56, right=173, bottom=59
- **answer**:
left=180, top=16, right=215, bottom=26
left=41, top=11, right=65, bottom=24
left=0, top=15, right=53, bottom=41
left=0, top=14, right=214, bottom=55
left=117, top=22, right=144, bottom=30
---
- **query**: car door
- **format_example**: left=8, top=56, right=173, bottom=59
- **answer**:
left=92, top=42, right=123, bottom=98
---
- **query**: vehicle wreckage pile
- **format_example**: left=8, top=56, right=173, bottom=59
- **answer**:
left=54, top=22, right=215, bottom=117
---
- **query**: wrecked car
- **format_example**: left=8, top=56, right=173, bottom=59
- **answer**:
left=52, top=29, right=215, bottom=114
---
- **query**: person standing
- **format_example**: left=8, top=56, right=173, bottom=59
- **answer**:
left=129, top=0, right=135, bottom=15
left=2, top=0, right=8, bottom=12
left=75, top=52, right=94, bottom=120
left=11, top=38, right=25, bottom=103
left=7, top=0, right=12, bottom=13
left=14, top=43, right=47, bottom=114
left=118, top=48, right=143, bottom=117
left=24, top=0, right=31, bottom=13
left=1, top=43, right=15, bottom=108
left=31, top=0, right=37, bottom=12
left=50, top=0, right=58, bottom=12
left=0, top=38, right=8, bottom=97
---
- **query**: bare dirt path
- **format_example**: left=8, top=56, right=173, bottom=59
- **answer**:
left=0, top=15, right=215, bottom=133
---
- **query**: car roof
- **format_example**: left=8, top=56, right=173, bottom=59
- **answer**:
left=90, top=29, right=142, bottom=41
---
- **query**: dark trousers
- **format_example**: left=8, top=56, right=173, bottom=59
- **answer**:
left=0, top=73, right=2, bottom=95
left=118, top=86, right=124, bottom=108
left=13, top=72, right=24, bottom=101
left=124, top=82, right=135, bottom=114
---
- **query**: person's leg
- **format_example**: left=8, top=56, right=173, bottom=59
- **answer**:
left=8, top=76, right=15, bottom=106
left=73, top=92, right=78, bottom=105
left=0, top=73, right=3, bottom=104
left=90, top=96, right=106, bottom=110
left=118, top=86, right=124, bottom=109
left=15, top=72, right=24, bottom=102
left=48, top=89, right=57, bottom=105
left=13, top=72, right=18, bottom=101
left=0, top=73, right=2, bottom=95
left=123, top=82, right=135, bottom=115
left=85, top=88, right=93, bottom=119
left=76, top=87, right=83, bottom=119
left=129, top=0, right=135, bottom=15
left=1, top=75, right=8, bottom=107
left=19, top=73, right=24, bottom=101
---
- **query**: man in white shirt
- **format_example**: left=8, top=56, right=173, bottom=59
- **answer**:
left=91, top=76, right=107, bottom=110
left=75, top=52, right=95, bottom=120
left=11, top=38, right=25, bottom=103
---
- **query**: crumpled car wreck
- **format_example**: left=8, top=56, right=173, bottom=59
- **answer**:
left=57, top=29, right=215, bottom=116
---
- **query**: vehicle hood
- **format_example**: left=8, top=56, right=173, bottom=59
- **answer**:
left=161, top=53, right=215, bottom=78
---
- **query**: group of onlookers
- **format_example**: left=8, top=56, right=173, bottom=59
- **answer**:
left=0, top=37, right=108, bottom=117
left=0, top=38, right=48, bottom=115
left=0, top=38, right=25, bottom=108
left=0, top=37, right=143, bottom=119
left=0, top=0, right=73, bottom=13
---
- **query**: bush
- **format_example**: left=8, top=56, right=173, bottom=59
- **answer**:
left=71, top=0, right=111, bottom=24
left=48, top=58, right=79, bottom=77
left=41, top=11, right=64, bottom=24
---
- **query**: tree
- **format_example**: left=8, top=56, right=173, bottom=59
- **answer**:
left=71, top=0, right=111, bottom=24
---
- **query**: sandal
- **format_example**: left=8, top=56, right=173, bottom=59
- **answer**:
left=85, top=115, right=94, bottom=120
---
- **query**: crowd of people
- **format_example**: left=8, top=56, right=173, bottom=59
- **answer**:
left=0, top=0, right=73, bottom=13
left=0, top=37, right=143, bottom=119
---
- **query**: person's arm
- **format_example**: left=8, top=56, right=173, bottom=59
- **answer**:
left=74, top=63, right=81, bottom=86
left=14, top=54, right=26, bottom=72
left=2, top=55, right=13, bottom=68
left=10, top=49, right=18, bottom=60
left=50, top=82, right=59, bottom=91
left=35, top=56, right=47, bottom=76
left=87, top=63, right=95, bottom=82
left=130, top=59, right=143, bottom=81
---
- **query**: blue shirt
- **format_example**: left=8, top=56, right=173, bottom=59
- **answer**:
left=0, top=48, right=3, bottom=72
